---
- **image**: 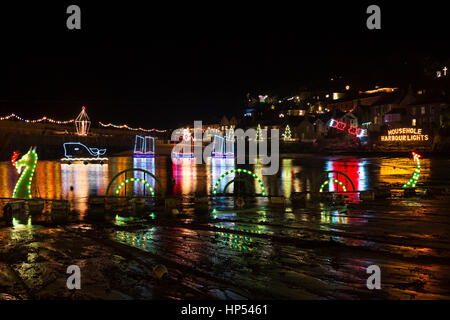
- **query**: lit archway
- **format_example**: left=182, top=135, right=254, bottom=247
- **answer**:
left=319, top=178, right=347, bottom=193
left=106, top=168, right=163, bottom=196
left=213, top=169, right=266, bottom=196
left=313, top=170, right=356, bottom=192
left=115, top=178, right=155, bottom=196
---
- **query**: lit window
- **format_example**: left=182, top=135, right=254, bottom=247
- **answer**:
left=412, top=119, right=416, bottom=126
left=421, top=106, right=426, bottom=115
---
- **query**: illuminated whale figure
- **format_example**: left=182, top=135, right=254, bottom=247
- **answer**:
left=61, top=142, right=108, bottom=164
left=12, top=147, right=38, bottom=199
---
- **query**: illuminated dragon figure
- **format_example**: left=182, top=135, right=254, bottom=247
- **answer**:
left=11, top=147, right=38, bottom=199
left=402, top=152, right=421, bottom=188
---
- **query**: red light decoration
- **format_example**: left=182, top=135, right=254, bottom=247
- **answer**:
left=329, top=119, right=366, bottom=138
left=11, top=151, right=20, bottom=167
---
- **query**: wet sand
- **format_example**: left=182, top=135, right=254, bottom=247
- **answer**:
left=1, top=195, right=449, bottom=300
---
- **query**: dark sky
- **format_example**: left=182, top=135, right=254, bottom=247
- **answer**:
left=0, top=2, right=449, bottom=128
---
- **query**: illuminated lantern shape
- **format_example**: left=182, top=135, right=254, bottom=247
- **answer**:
left=75, top=106, right=91, bottom=136
left=12, top=147, right=38, bottom=199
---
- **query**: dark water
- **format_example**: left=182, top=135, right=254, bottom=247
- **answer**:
left=1, top=155, right=450, bottom=299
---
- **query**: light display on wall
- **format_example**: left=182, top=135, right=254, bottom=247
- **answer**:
left=61, top=142, right=108, bottom=162
left=0, top=113, right=74, bottom=124
left=380, top=128, right=429, bottom=142
left=115, top=178, right=155, bottom=196
left=12, top=147, right=38, bottom=199
left=212, top=169, right=266, bottom=196
left=134, top=135, right=155, bottom=157
left=99, top=122, right=167, bottom=133
left=259, top=95, right=268, bottom=103
left=75, top=106, right=91, bottom=136
left=403, top=152, right=421, bottom=188
left=329, top=119, right=367, bottom=138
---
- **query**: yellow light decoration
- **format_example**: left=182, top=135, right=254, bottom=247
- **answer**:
left=380, top=128, right=429, bottom=142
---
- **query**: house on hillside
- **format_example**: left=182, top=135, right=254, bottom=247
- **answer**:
left=295, top=118, right=316, bottom=142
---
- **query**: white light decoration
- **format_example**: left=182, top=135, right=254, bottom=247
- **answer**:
left=75, top=106, right=91, bottom=136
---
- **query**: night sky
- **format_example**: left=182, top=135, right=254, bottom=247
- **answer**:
left=0, top=2, right=449, bottom=128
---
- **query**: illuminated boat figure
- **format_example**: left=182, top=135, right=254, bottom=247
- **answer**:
left=134, top=135, right=155, bottom=158
left=211, top=134, right=235, bottom=158
left=61, top=142, right=108, bottom=164
left=172, top=128, right=194, bottom=158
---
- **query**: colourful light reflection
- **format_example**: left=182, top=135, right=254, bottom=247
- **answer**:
left=325, top=159, right=369, bottom=192
left=172, top=158, right=197, bottom=195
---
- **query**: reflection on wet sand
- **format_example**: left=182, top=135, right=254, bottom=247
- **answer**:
left=0, top=155, right=449, bottom=299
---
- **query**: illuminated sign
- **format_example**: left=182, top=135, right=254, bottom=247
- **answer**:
left=380, top=128, right=429, bottom=142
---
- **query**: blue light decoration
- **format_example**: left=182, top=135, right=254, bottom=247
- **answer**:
left=61, top=142, right=108, bottom=163
left=212, top=134, right=235, bottom=158
left=134, top=135, right=155, bottom=158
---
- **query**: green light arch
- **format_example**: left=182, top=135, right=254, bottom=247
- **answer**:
left=313, top=170, right=356, bottom=192
left=213, top=169, right=266, bottom=196
left=319, top=178, right=347, bottom=193
left=106, top=168, right=163, bottom=196
left=115, top=178, right=155, bottom=197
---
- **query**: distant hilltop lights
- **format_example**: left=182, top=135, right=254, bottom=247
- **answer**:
left=436, top=66, right=448, bottom=78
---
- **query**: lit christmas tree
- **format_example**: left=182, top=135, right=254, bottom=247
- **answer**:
left=256, top=124, right=262, bottom=141
left=284, top=125, right=292, bottom=141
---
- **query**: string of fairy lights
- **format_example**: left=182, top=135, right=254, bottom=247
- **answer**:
left=0, top=113, right=167, bottom=132
left=0, top=113, right=74, bottom=124
left=98, top=122, right=167, bottom=133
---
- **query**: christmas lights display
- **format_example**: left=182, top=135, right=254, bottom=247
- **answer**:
left=12, top=147, right=38, bottom=199
left=99, top=122, right=167, bottom=133
left=402, top=152, right=421, bottom=188
left=75, top=106, right=91, bottom=136
left=172, top=128, right=194, bottom=158
left=212, top=169, right=266, bottom=196
left=61, top=142, right=108, bottom=163
left=0, top=113, right=74, bottom=124
left=319, top=178, right=347, bottom=193
left=134, top=135, right=155, bottom=157
left=256, top=124, right=263, bottom=141
left=329, top=119, right=367, bottom=138
left=283, top=125, right=292, bottom=141
left=212, top=134, right=235, bottom=158
left=115, top=178, right=155, bottom=196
